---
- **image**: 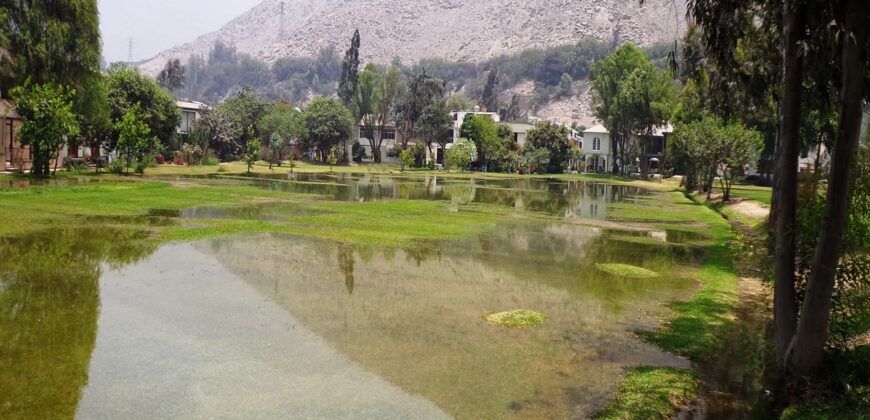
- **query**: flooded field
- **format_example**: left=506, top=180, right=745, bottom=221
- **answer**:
left=0, top=174, right=710, bottom=419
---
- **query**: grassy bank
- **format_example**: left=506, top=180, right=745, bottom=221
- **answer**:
left=596, top=190, right=740, bottom=419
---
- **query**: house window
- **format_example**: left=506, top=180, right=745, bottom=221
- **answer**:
left=180, top=111, right=196, bottom=134
left=593, top=137, right=601, bottom=151
left=382, top=129, right=396, bottom=141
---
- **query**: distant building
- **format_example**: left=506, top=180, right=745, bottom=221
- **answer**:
left=581, top=124, right=673, bottom=174
left=177, top=100, right=210, bottom=135
left=582, top=124, right=612, bottom=173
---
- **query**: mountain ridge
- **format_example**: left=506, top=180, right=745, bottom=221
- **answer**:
left=139, top=0, right=685, bottom=76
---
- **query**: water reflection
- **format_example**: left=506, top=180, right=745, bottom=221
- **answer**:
left=164, top=173, right=644, bottom=218
left=195, top=225, right=697, bottom=418
left=0, top=228, right=157, bottom=419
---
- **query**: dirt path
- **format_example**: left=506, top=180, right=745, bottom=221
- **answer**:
left=728, top=200, right=770, bottom=220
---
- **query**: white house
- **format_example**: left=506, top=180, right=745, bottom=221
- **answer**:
left=582, top=124, right=612, bottom=173
left=581, top=124, right=673, bottom=173
left=177, top=100, right=210, bottom=135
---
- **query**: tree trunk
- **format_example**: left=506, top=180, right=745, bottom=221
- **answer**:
left=788, top=0, right=868, bottom=376
left=773, top=0, right=804, bottom=365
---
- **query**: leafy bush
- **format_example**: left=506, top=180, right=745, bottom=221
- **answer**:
left=107, top=160, right=124, bottom=175
left=351, top=142, right=366, bottom=163
left=201, top=155, right=220, bottom=166
left=445, top=138, right=477, bottom=171
left=399, top=148, right=415, bottom=172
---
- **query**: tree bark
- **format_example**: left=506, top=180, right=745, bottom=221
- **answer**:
left=788, top=0, right=868, bottom=376
left=773, top=0, right=804, bottom=365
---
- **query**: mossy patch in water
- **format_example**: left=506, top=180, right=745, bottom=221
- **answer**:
left=484, top=309, right=548, bottom=328
left=596, top=263, right=660, bottom=279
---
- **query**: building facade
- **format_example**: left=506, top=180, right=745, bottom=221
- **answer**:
left=582, top=124, right=612, bottom=173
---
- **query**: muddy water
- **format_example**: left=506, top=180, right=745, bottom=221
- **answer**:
left=0, top=176, right=706, bottom=419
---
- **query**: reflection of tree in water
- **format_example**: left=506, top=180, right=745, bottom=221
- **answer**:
left=0, top=228, right=157, bottom=419
left=335, top=241, right=439, bottom=294
left=443, top=182, right=477, bottom=206
left=336, top=243, right=355, bottom=294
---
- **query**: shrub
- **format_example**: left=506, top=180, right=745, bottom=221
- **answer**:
left=108, top=160, right=125, bottom=175
left=445, top=138, right=477, bottom=171
left=351, top=142, right=366, bottom=163
left=201, top=155, right=220, bottom=166
left=155, top=155, right=166, bottom=164
left=399, top=148, right=415, bottom=172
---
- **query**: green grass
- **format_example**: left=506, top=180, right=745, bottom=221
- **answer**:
left=483, top=309, right=548, bottom=328
left=712, top=184, right=773, bottom=205
left=628, top=193, right=738, bottom=360
left=598, top=189, right=739, bottom=418
left=0, top=180, right=509, bottom=246
left=594, top=367, right=699, bottom=419
left=596, top=263, right=661, bottom=279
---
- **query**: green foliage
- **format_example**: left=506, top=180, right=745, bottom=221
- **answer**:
left=480, top=70, right=500, bottom=112
left=669, top=117, right=763, bottom=200
left=338, top=29, right=361, bottom=107
left=9, top=81, right=80, bottom=176
left=258, top=103, right=305, bottom=168
left=399, top=148, right=415, bottom=172
left=446, top=93, right=474, bottom=112
left=398, top=71, right=446, bottom=149
left=180, top=143, right=204, bottom=166
left=218, top=86, right=269, bottom=151
left=556, top=73, right=574, bottom=98
left=302, top=97, right=355, bottom=159
left=327, top=146, right=339, bottom=172
left=351, top=142, right=366, bottom=163
left=156, top=58, right=185, bottom=95
left=520, top=147, right=550, bottom=174
left=114, top=107, right=152, bottom=174
left=793, top=151, right=870, bottom=348
left=105, top=65, right=179, bottom=151
left=594, top=367, right=699, bottom=420
left=0, top=0, right=103, bottom=133
left=525, top=121, right=571, bottom=173
left=592, top=43, right=674, bottom=175
left=596, top=263, right=661, bottom=279
left=244, top=138, right=262, bottom=174
left=416, top=97, right=452, bottom=156
left=460, top=114, right=501, bottom=166
left=484, top=309, right=548, bottom=328
left=445, top=138, right=477, bottom=171
left=194, top=108, right=240, bottom=161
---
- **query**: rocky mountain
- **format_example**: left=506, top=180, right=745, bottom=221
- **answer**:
left=140, top=0, right=685, bottom=76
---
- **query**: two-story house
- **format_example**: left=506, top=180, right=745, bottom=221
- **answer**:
left=582, top=124, right=612, bottom=173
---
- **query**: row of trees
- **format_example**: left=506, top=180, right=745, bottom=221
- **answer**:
left=176, top=37, right=674, bottom=121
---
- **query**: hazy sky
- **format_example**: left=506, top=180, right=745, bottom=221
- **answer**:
left=99, top=0, right=262, bottom=63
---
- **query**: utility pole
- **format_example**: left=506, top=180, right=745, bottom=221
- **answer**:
left=279, top=1, right=286, bottom=38
left=128, top=38, right=134, bottom=62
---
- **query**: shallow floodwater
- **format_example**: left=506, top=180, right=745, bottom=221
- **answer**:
left=159, top=173, right=644, bottom=219
left=0, top=175, right=705, bottom=419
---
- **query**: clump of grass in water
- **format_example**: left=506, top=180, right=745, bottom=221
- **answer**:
left=484, top=309, right=548, bottom=328
left=596, top=263, right=660, bottom=279
left=594, top=367, right=699, bottom=419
